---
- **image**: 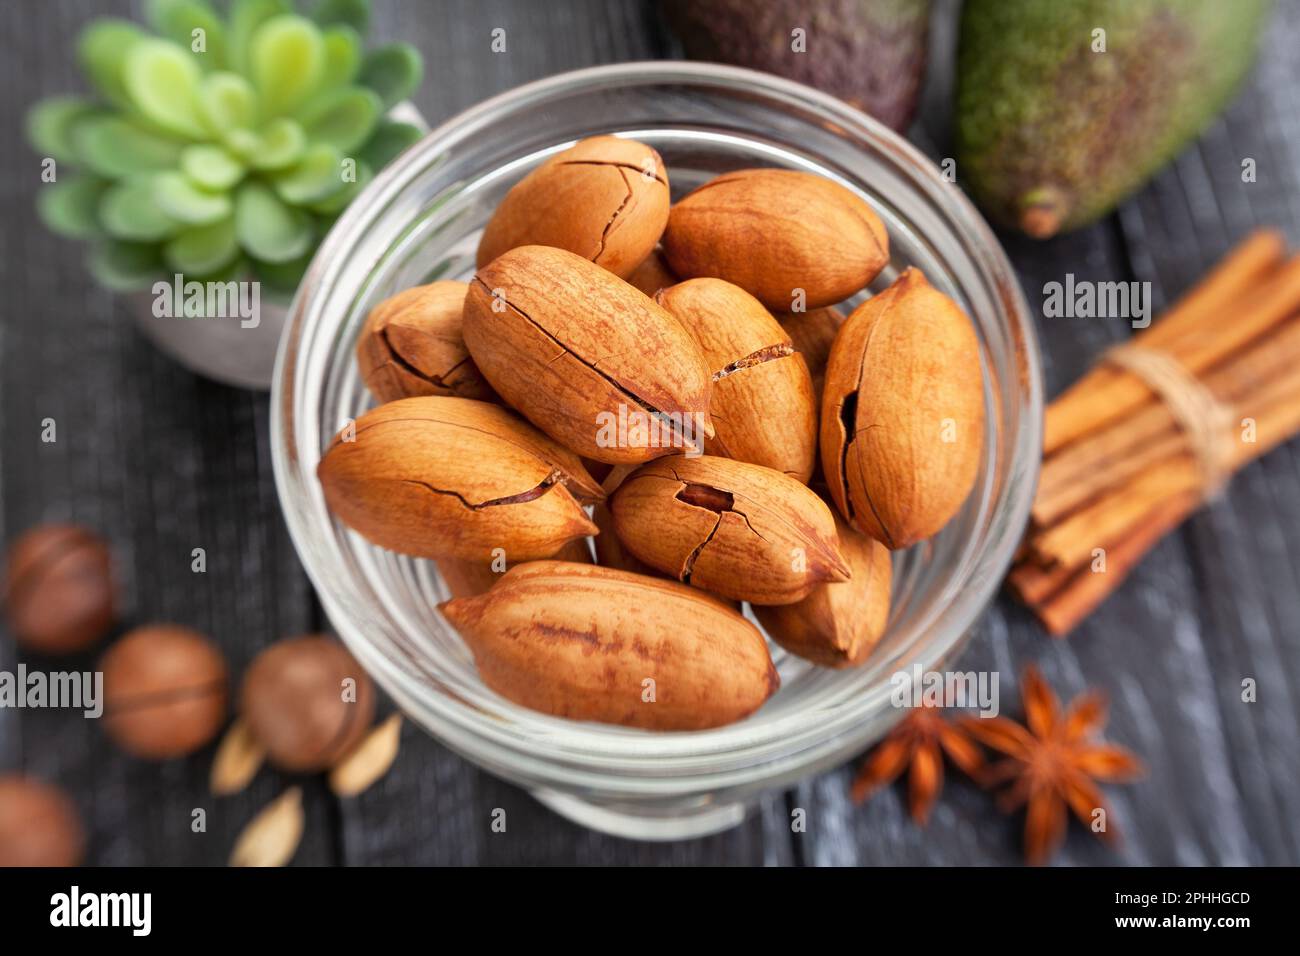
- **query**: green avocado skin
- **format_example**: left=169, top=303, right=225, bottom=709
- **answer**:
left=956, top=0, right=1271, bottom=237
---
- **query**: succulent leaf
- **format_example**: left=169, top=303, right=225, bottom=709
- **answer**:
left=146, top=0, right=228, bottom=69
left=197, top=71, right=259, bottom=133
left=154, top=170, right=234, bottom=224
left=358, top=120, right=422, bottom=170
left=311, top=0, right=370, bottom=35
left=253, top=250, right=314, bottom=295
left=235, top=180, right=314, bottom=263
left=100, top=178, right=181, bottom=241
left=357, top=43, right=422, bottom=110
left=32, top=0, right=415, bottom=296
left=226, top=0, right=293, bottom=77
left=77, top=19, right=148, bottom=107
left=37, top=177, right=109, bottom=240
left=251, top=15, right=326, bottom=116
left=73, top=117, right=185, bottom=179
left=272, top=143, right=347, bottom=204
left=300, top=86, right=381, bottom=153
left=27, top=97, right=101, bottom=163
left=180, top=144, right=246, bottom=190
left=196, top=255, right=249, bottom=286
left=308, top=160, right=372, bottom=214
left=319, top=25, right=363, bottom=89
left=164, top=216, right=240, bottom=274
left=245, top=118, right=308, bottom=170
left=89, top=240, right=165, bottom=291
left=124, top=38, right=207, bottom=138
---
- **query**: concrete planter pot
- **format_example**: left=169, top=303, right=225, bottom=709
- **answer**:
left=131, top=287, right=291, bottom=389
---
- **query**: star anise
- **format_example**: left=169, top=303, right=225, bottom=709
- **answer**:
left=850, top=706, right=985, bottom=825
left=960, top=665, right=1144, bottom=865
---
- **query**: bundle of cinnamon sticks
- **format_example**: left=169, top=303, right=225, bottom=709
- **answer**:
left=1010, top=229, right=1300, bottom=634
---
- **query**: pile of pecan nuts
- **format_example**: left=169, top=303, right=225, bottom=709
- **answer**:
left=319, top=136, right=983, bottom=730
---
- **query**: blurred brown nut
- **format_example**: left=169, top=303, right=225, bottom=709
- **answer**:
left=0, top=775, right=84, bottom=867
left=241, top=635, right=375, bottom=772
left=101, top=625, right=229, bottom=760
left=3, top=524, right=115, bottom=654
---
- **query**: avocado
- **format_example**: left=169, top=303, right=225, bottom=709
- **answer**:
left=663, top=0, right=931, bottom=132
left=956, top=0, right=1271, bottom=238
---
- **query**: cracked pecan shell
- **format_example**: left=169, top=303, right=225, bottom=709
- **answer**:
left=475, top=136, right=670, bottom=278
left=609, top=455, right=850, bottom=604
left=440, top=561, right=778, bottom=730
left=355, top=280, right=495, bottom=403
left=463, top=245, right=714, bottom=464
left=820, top=268, right=984, bottom=549
left=662, top=168, right=889, bottom=310
left=317, top=397, right=602, bottom=561
left=656, top=278, right=817, bottom=482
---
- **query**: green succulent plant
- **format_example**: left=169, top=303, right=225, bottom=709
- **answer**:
left=26, top=0, right=424, bottom=296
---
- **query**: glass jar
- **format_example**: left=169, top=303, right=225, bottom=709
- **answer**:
left=272, top=63, right=1042, bottom=840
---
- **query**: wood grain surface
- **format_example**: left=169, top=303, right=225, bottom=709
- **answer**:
left=1, top=0, right=1297, bottom=866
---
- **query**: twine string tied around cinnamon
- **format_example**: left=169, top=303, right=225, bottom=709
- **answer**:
left=1103, top=342, right=1237, bottom=501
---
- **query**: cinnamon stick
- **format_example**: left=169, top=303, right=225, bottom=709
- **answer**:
left=1031, top=457, right=1201, bottom=569
left=1044, top=230, right=1288, bottom=454
left=1007, top=553, right=1074, bottom=606
left=1172, top=257, right=1300, bottom=369
left=1141, top=229, right=1286, bottom=349
left=1048, top=255, right=1300, bottom=455
left=1034, top=352, right=1300, bottom=614
left=1034, top=491, right=1199, bottom=636
left=1015, top=231, right=1300, bottom=635
left=1033, top=315, right=1300, bottom=526
left=1029, top=371, right=1300, bottom=569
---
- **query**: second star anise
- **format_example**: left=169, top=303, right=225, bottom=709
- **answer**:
left=960, top=665, right=1145, bottom=865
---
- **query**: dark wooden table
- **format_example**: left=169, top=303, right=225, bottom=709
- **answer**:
left=3, top=0, right=1298, bottom=866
